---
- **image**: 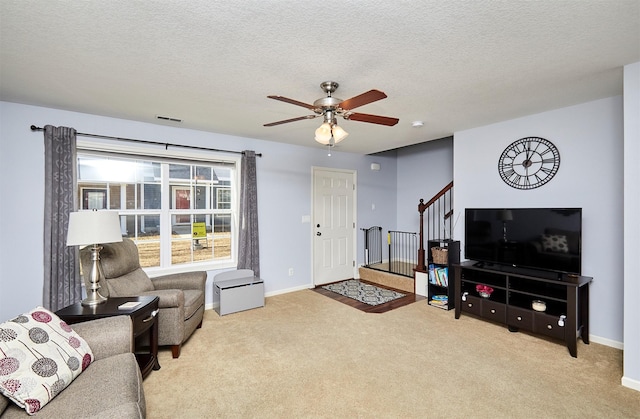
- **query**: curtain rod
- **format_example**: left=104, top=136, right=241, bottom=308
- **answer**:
left=30, top=125, right=262, bottom=157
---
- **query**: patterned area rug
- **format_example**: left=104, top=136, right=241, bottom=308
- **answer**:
left=322, top=279, right=406, bottom=306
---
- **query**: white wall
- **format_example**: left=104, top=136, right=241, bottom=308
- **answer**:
left=454, top=96, right=624, bottom=345
left=623, top=61, right=640, bottom=391
left=0, top=101, right=398, bottom=320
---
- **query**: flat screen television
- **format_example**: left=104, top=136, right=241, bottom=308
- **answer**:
left=464, top=208, right=582, bottom=275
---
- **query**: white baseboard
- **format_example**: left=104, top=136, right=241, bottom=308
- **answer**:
left=590, top=334, right=623, bottom=350
left=622, top=376, right=640, bottom=392
left=265, top=283, right=312, bottom=298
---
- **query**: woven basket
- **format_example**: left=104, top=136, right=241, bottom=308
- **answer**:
left=431, top=247, right=449, bottom=264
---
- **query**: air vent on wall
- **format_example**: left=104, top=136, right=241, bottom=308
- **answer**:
left=156, top=115, right=183, bottom=123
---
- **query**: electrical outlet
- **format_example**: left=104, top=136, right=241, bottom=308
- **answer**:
left=288, top=268, right=294, bottom=276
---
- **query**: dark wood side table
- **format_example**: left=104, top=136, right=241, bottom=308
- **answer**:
left=56, top=295, right=160, bottom=378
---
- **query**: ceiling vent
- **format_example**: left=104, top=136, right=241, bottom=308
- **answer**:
left=156, top=115, right=183, bottom=123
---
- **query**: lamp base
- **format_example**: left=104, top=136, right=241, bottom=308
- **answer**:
left=81, top=243, right=109, bottom=306
left=81, top=290, right=107, bottom=306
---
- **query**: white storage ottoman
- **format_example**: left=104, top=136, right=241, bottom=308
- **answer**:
left=213, top=269, right=265, bottom=316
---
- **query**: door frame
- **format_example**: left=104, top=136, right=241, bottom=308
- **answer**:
left=311, top=166, right=358, bottom=286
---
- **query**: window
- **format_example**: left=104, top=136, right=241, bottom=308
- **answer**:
left=81, top=188, right=107, bottom=209
left=216, top=188, right=231, bottom=209
left=76, top=149, right=238, bottom=272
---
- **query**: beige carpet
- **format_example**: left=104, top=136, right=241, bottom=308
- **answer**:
left=143, top=290, right=640, bottom=418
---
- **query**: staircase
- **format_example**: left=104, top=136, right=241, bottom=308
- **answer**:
left=417, top=181, right=454, bottom=271
left=359, top=181, right=454, bottom=293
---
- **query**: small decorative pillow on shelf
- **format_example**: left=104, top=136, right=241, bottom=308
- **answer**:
left=0, top=306, right=94, bottom=415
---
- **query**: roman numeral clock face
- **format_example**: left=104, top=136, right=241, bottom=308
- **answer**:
left=498, top=137, right=560, bottom=189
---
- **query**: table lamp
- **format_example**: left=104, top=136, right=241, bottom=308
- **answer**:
left=66, top=210, right=123, bottom=306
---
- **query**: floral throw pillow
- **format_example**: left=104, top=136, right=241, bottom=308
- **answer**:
left=0, top=307, right=94, bottom=415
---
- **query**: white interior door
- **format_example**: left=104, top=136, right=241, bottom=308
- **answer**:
left=313, top=168, right=356, bottom=286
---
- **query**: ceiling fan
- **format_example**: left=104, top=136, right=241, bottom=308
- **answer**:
left=264, top=81, right=399, bottom=147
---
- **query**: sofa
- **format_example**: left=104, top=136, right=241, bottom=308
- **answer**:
left=0, top=315, right=145, bottom=418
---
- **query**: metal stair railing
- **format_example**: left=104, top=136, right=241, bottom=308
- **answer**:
left=417, top=181, right=454, bottom=271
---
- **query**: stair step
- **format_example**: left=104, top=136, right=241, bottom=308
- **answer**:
left=359, top=267, right=414, bottom=294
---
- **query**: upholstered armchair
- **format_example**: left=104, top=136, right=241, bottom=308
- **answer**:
left=80, top=238, right=207, bottom=358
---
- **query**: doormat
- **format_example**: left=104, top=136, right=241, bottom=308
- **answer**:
left=321, top=279, right=406, bottom=306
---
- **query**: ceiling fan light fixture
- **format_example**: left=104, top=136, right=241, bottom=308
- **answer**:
left=266, top=81, right=397, bottom=146
left=314, top=122, right=332, bottom=145
left=332, top=125, right=348, bottom=143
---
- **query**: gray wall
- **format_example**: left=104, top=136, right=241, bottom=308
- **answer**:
left=1, top=85, right=637, bottom=390
left=623, top=61, right=640, bottom=390
left=0, top=101, right=398, bottom=319
left=454, top=96, right=624, bottom=347
left=396, top=138, right=454, bottom=234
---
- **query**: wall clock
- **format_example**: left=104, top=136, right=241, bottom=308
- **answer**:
left=498, top=136, right=560, bottom=190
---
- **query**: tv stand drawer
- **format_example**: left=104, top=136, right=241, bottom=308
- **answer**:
left=507, top=306, right=534, bottom=330
left=534, top=312, right=566, bottom=340
left=481, top=300, right=506, bottom=323
left=460, top=295, right=481, bottom=316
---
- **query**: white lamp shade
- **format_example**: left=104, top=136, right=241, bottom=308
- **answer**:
left=314, top=123, right=332, bottom=145
left=66, top=210, right=123, bottom=246
left=332, top=125, right=349, bottom=143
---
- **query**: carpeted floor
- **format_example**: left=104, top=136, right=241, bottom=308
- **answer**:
left=321, top=279, right=406, bottom=305
left=143, top=290, right=640, bottom=418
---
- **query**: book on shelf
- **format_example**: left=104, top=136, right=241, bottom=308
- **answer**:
left=429, top=296, right=449, bottom=309
left=429, top=295, right=448, bottom=305
left=428, top=264, right=437, bottom=284
left=429, top=265, right=448, bottom=287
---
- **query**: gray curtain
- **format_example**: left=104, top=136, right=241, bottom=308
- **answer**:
left=237, top=150, right=260, bottom=276
left=43, top=125, right=80, bottom=311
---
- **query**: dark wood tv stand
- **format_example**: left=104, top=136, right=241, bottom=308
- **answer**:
left=453, top=261, right=592, bottom=357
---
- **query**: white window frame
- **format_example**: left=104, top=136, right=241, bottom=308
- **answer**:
left=216, top=187, right=231, bottom=209
left=76, top=138, right=241, bottom=276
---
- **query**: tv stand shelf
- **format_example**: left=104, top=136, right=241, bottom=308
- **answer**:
left=453, top=261, right=592, bottom=357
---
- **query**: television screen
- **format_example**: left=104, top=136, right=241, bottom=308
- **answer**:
left=464, top=208, right=582, bottom=274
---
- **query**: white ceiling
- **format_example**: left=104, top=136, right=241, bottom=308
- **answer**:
left=1, top=1, right=638, bottom=154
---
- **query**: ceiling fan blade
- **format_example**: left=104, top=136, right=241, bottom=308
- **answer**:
left=345, top=112, right=399, bottom=126
left=339, top=89, right=387, bottom=110
left=267, top=95, right=317, bottom=110
left=263, top=115, right=318, bottom=127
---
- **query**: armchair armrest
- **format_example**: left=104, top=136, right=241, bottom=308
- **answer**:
left=151, top=271, right=207, bottom=291
left=72, top=316, right=133, bottom=360
left=141, top=288, right=184, bottom=309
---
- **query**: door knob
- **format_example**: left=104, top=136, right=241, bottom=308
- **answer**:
left=316, top=232, right=321, bottom=236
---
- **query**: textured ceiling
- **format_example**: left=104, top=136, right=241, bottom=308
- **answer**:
left=1, top=1, right=638, bottom=154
